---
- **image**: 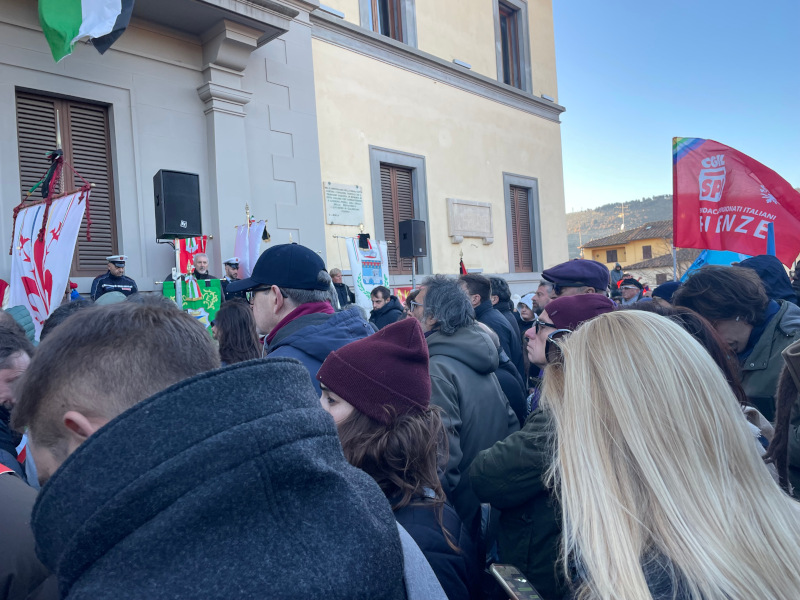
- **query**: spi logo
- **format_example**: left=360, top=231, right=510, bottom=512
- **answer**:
left=699, top=154, right=726, bottom=203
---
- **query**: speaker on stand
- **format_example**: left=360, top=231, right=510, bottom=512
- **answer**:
left=399, top=219, right=427, bottom=288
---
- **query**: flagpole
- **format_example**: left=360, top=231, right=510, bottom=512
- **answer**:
left=174, top=240, right=183, bottom=310
left=672, top=241, right=677, bottom=281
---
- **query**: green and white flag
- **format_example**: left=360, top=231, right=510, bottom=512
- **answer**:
left=38, top=0, right=135, bottom=62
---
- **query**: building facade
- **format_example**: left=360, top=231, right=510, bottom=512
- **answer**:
left=0, top=0, right=567, bottom=294
left=581, top=220, right=673, bottom=270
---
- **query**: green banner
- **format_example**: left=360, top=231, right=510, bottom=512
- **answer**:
left=162, top=278, right=222, bottom=333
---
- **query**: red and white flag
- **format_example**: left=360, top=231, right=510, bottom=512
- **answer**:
left=178, top=236, right=207, bottom=275
left=10, top=191, right=88, bottom=338
left=673, top=138, right=800, bottom=265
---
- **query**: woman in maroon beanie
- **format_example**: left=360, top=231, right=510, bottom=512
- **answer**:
left=316, top=318, right=478, bottom=600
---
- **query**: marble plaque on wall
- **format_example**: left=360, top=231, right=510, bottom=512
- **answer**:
left=447, top=198, right=494, bottom=244
left=325, top=183, right=363, bottom=226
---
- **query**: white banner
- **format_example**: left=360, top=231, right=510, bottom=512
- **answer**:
left=234, top=224, right=250, bottom=279
left=249, top=220, right=265, bottom=274
left=345, top=237, right=389, bottom=311
left=10, top=191, right=88, bottom=338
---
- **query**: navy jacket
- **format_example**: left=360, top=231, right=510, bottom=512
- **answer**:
left=31, top=359, right=407, bottom=600
left=395, top=499, right=480, bottom=600
left=495, top=350, right=528, bottom=427
left=268, top=307, right=373, bottom=394
left=475, top=301, right=525, bottom=379
left=90, top=272, right=137, bottom=300
left=370, top=296, right=405, bottom=330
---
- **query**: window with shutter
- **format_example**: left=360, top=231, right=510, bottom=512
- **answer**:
left=509, top=185, right=533, bottom=272
left=371, top=0, right=403, bottom=41
left=498, top=2, right=522, bottom=88
left=606, top=249, right=618, bottom=263
left=380, top=164, right=414, bottom=274
left=15, top=92, right=118, bottom=277
left=642, top=245, right=652, bottom=260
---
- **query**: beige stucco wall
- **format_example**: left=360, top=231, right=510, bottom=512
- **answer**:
left=319, top=0, right=559, bottom=100
left=313, top=38, right=567, bottom=280
left=587, top=238, right=673, bottom=269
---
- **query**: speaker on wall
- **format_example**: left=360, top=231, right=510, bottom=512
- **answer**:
left=153, top=170, right=202, bottom=239
left=399, top=219, right=427, bottom=258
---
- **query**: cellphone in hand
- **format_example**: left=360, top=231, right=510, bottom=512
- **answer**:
left=490, top=564, right=542, bottom=600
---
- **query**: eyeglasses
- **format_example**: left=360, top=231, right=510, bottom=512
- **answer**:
left=533, top=314, right=557, bottom=334
left=620, top=285, right=639, bottom=290
left=246, top=286, right=272, bottom=303
left=544, top=329, right=572, bottom=364
left=553, top=283, right=580, bottom=296
left=410, top=301, right=424, bottom=310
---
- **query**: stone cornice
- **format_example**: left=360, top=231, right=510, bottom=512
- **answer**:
left=310, top=10, right=565, bottom=123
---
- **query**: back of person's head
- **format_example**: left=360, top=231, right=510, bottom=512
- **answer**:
left=543, top=310, right=800, bottom=600
left=489, top=276, right=512, bottom=304
left=421, top=275, right=474, bottom=335
left=39, top=299, right=94, bottom=341
left=14, top=302, right=220, bottom=466
left=673, top=265, right=769, bottom=324
left=459, top=273, right=491, bottom=303
left=370, top=285, right=391, bottom=300
left=214, top=298, right=261, bottom=365
left=625, top=303, right=749, bottom=407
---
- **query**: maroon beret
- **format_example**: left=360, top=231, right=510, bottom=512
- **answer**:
left=544, top=294, right=617, bottom=331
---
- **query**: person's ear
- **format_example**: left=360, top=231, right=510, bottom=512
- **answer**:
left=63, top=410, right=103, bottom=447
left=271, top=285, right=285, bottom=313
left=585, top=287, right=596, bottom=294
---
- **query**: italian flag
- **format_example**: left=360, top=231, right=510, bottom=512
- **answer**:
left=38, top=0, right=134, bottom=62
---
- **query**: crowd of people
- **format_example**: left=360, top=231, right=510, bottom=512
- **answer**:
left=4, top=243, right=800, bottom=600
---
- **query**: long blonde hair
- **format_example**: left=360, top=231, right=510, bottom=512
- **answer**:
left=543, top=310, right=800, bottom=600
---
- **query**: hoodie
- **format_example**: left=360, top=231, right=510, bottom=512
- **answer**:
left=370, top=296, right=405, bottom=330
left=31, top=358, right=407, bottom=600
left=268, top=307, right=373, bottom=394
left=739, top=255, right=798, bottom=305
left=426, top=324, right=519, bottom=532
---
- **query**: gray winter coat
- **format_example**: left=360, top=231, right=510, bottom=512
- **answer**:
left=427, top=324, right=519, bottom=532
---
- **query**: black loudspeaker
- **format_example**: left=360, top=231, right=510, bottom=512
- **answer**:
left=399, top=219, right=427, bottom=257
left=153, top=170, right=202, bottom=239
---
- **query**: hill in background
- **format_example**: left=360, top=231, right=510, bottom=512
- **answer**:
left=566, top=194, right=673, bottom=259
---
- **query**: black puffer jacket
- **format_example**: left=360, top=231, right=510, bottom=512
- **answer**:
left=370, top=296, right=405, bottom=330
left=32, top=359, right=408, bottom=600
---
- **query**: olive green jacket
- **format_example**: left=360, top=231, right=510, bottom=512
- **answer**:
left=741, top=301, right=800, bottom=420
left=469, top=409, right=566, bottom=600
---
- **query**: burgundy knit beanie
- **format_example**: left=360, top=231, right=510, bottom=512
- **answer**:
left=316, top=318, right=431, bottom=425
left=545, top=294, right=616, bottom=331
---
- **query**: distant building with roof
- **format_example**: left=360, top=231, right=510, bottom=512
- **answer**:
left=625, top=248, right=701, bottom=286
left=581, top=220, right=674, bottom=269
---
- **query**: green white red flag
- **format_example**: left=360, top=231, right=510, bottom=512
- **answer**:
left=38, top=0, right=134, bottom=62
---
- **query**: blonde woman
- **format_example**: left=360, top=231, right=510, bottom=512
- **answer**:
left=543, top=310, right=800, bottom=600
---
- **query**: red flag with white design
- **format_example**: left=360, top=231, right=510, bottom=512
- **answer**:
left=178, top=236, right=207, bottom=274
left=673, top=138, right=800, bottom=266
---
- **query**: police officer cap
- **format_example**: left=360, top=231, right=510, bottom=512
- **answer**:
left=223, top=257, right=240, bottom=266
left=106, top=255, right=127, bottom=266
left=542, top=259, right=609, bottom=292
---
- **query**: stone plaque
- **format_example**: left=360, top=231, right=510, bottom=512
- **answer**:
left=325, top=182, right=364, bottom=226
left=447, top=198, right=494, bottom=244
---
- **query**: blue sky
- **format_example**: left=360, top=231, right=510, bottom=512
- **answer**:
left=552, top=0, right=800, bottom=213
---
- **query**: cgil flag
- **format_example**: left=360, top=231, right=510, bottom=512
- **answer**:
left=673, top=138, right=800, bottom=266
left=38, top=0, right=135, bottom=62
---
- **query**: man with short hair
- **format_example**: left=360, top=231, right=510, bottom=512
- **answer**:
left=0, top=322, right=34, bottom=482
left=221, top=257, right=246, bottom=301
left=490, top=276, right=522, bottom=340
left=414, top=275, right=519, bottom=534
left=90, top=255, right=138, bottom=300
left=369, top=286, right=404, bottom=330
left=460, top=274, right=525, bottom=380
left=12, top=301, right=409, bottom=600
left=541, top=259, right=609, bottom=297
left=533, top=282, right=556, bottom=314
left=226, top=244, right=372, bottom=393
left=330, top=268, right=355, bottom=308
left=192, top=253, right=216, bottom=280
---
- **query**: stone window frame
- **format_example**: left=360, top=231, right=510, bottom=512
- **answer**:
left=369, top=146, right=431, bottom=275
left=503, top=173, right=542, bottom=273
left=492, top=0, right=533, bottom=93
left=358, top=0, right=418, bottom=47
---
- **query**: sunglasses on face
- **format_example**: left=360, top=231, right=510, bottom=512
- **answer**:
left=553, top=283, right=581, bottom=296
left=620, top=285, right=639, bottom=290
left=544, top=329, right=572, bottom=364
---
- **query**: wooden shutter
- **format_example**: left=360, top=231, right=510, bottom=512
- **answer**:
left=15, top=92, right=117, bottom=277
left=510, top=185, right=533, bottom=272
left=380, top=164, right=414, bottom=274
left=642, top=245, right=652, bottom=260
left=499, top=3, right=521, bottom=88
